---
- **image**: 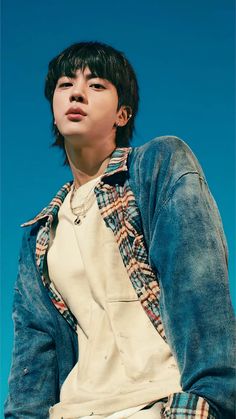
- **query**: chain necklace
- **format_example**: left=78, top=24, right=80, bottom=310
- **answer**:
left=69, top=179, right=100, bottom=225
left=69, top=153, right=114, bottom=225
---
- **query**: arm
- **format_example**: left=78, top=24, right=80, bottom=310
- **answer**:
left=4, top=229, right=59, bottom=418
left=149, top=172, right=235, bottom=418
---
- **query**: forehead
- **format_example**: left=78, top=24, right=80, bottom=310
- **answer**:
left=58, top=66, right=97, bottom=79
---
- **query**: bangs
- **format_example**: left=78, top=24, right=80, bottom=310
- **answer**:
left=48, top=44, right=125, bottom=94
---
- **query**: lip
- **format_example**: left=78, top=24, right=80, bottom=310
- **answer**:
left=66, top=107, right=87, bottom=116
left=66, top=113, right=85, bottom=121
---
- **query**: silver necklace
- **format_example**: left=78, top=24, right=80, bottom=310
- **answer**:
left=70, top=181, right=98, bottom=225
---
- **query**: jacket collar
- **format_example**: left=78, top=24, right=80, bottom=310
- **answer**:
left=22, top=147, right=131, bottom=227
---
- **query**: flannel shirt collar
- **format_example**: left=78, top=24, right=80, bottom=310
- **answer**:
left=22, top=147, right=131, bottom=227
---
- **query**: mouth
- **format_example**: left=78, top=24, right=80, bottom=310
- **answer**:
left=66, top=113, right=85, bottom=121
left=66, top=107, right=87, bottom=118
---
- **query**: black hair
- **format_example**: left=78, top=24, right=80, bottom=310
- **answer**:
left=44, top=41, right=139, bottom=164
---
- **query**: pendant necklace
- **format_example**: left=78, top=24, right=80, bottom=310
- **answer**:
left=69, top=180, right=99, bottom=225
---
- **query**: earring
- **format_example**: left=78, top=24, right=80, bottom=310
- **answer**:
left=54, top=120, right=56, bottom=125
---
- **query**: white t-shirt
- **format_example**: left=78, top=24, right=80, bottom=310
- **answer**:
left=47, top=177, right=181, bottom=419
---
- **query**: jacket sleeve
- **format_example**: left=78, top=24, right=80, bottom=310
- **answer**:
left=4, top=229, right=59, bottom=418
left=149, top=172, right=235, bottom=418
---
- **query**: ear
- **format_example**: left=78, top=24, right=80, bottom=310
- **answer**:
left=115, top=106, right=132, bottom=127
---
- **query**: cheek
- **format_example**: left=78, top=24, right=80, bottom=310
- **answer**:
left=93, top=109, right=117, bottom=128
left=95, top=97, right=118, bottom=120
left=52, top=94, right=64, bottom=119
left=52, top=95, right=58, bottom=118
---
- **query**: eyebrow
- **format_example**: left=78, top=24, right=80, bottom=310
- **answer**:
left=59, top=72, right=103, bottom=81
left=85, top=72, right=101, bottom=80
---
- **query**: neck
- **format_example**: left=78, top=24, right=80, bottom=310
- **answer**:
left=65, top=141, right=116, bottom=187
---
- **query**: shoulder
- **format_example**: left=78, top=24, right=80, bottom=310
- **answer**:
left=133, top=135, right=201, bottom=170
left=138, top=135, right=189, bottom=153
left=129, top=135, right=205, bottom=183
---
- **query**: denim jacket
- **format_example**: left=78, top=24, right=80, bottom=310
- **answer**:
left=5, top=136, right=235, bottom=418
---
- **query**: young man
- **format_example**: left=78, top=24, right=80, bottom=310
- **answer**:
left=5, top=42, right=235, bottom=419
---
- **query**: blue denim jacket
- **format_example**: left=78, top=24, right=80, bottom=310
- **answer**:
left=5, top=137, right=235, bottom=418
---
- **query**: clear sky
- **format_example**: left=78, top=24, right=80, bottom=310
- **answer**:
left=1, top=0, right=235, bottom=412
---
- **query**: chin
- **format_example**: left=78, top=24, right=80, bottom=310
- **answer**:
left=62, top=130, right=84, bottom=138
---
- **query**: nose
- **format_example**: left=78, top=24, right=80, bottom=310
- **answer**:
left=70, top=82, right=86, bottom=103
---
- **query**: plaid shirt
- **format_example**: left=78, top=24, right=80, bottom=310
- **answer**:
left=22, top=147, right=220, bottom=418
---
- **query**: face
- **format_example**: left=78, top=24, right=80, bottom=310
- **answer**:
left=53, top=67, right=128, bottom=147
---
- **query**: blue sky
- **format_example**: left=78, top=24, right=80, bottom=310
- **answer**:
left=1, top=0, right=235, bottom=411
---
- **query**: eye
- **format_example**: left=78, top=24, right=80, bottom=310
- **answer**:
left=90, top=83, right=105, bottom=90
left=58, top=82, right=73, bottom=88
